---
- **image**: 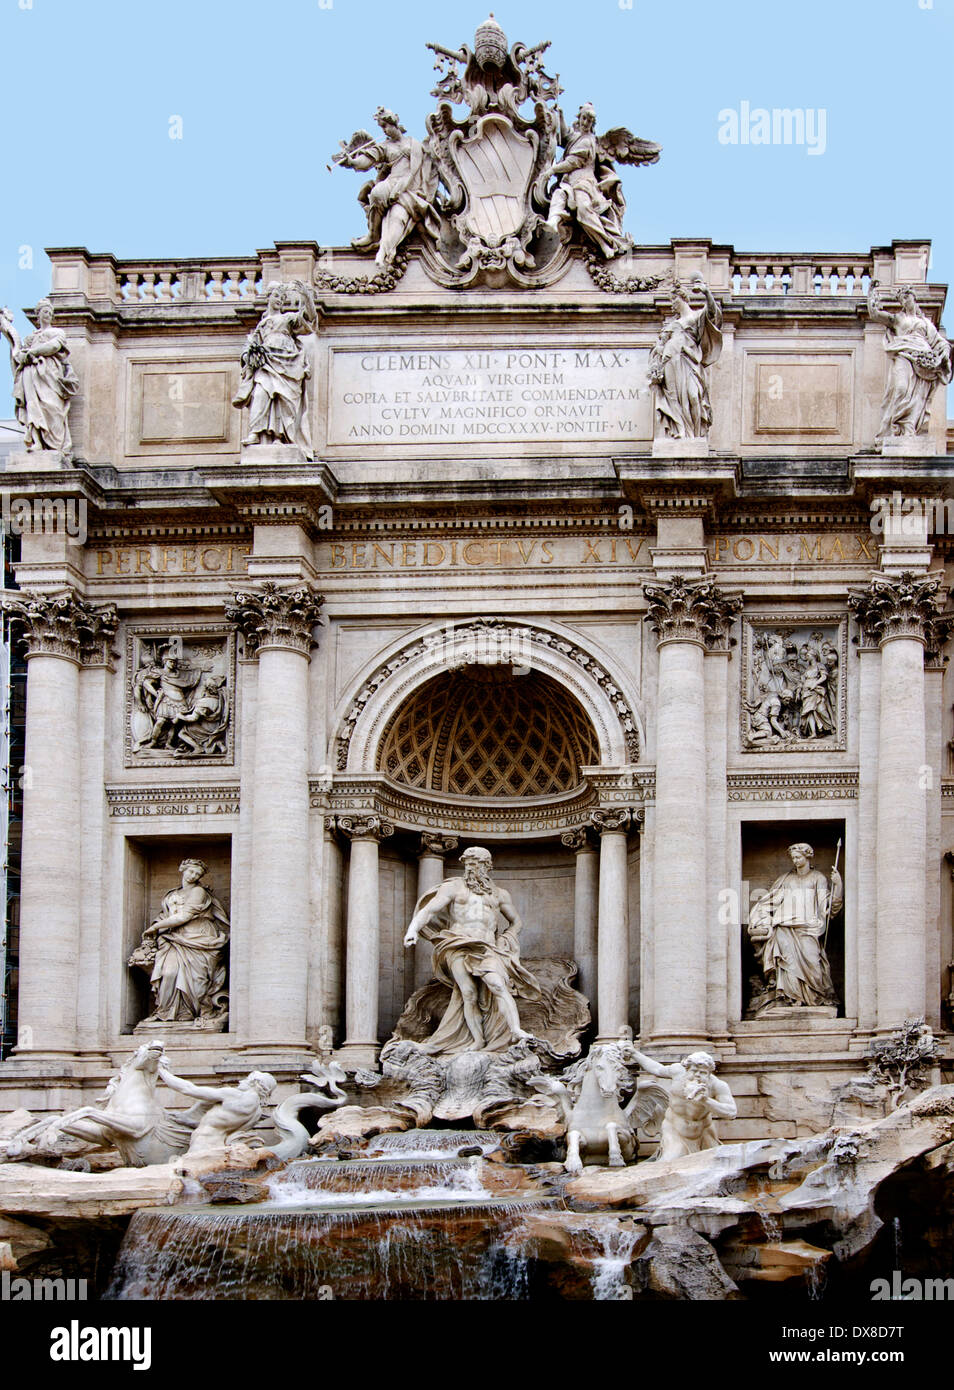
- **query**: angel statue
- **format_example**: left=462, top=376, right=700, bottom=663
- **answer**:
left=545, top=103, right=661, bottom=259
left=331, top=108, right=441, bottom=268
left=867, top=282, right=952, bottom=442
left=648, top=275, right=724, bottom=440
left=0, top=299, right=78, bottom=453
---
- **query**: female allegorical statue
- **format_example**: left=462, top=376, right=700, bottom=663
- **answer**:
left=867, top=282, right=952, bottom=441
left=746, top=842, right=843, bottom=1013
left=129, top=858, right=230, bottom=1029
left=648, top=275, right=723, bottom=440
left=232, top=281, right=315, bottom=457
left=0, top=298, right=78, bottom=452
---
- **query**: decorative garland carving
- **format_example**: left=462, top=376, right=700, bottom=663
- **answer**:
left=584, top=250, right=664, bottom=295
left=313, top=249, right=410, bottom=296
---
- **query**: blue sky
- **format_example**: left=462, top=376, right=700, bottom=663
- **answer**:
left=0, top=0, right=951, bottom=403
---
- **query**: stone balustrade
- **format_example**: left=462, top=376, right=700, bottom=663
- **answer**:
left=117, top=262, right=262, bottom=303
left=730, top=255, right=873, bottom=296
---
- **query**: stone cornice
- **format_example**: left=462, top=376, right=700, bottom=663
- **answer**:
left=105, top=783, right=241, bottom=817
left=313, top=772, right=642, bottom=840
left=224, top=579, right=324, bottom=656
left=848, top=571, right=951, bottom=648
left=1, top=588, right=118, bottom=665
left=643, top=575, right=742, bottom=649
left=726, top=769, right=858, bottom=802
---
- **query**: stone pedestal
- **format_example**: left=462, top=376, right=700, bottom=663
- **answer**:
left=651, top=437, right=710, bottom=458
left=3, top=450, right=72, bottom=471
left=880, top=438, right=937, bottom=457
left=238, top=443, right=311, bottom=465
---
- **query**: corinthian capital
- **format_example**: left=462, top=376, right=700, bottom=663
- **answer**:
left=225, top=579, right=324, bottom=656
left=849, top=571, right=952, bottom=650
left=2, top=588, right=118, bottom=664
left=643, top=575, right=742, bottom=648
left=335, top=815, right=395, bottom=844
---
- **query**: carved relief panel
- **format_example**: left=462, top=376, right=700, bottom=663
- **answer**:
left=125, top=623, right=236, bottom=768
left=740, top=616, right=847, bottom=752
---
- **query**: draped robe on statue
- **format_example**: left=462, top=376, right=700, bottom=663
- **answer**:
left=412, top=883, right=542, bottom=1053
left=149, top=884, right=230, bottom=1022
left=748, top=868, right=838, bottom=1007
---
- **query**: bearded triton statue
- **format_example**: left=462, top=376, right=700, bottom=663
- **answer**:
left=402, top=846, right=542, bottom=1053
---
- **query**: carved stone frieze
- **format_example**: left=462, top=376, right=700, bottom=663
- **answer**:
left=726, top=770, right=858, bottom=803
left=740, top=617, right=847, bottom=752
left=106, top=785, right=240, bottom=818
left=643, top=576, right=742, bottom=648
left=849, top=571, right=951, bottom=650
left=2, top=589, right=118, bottom=665
left=125, top=624, right=236, bottom=768
left=225, top=579, right=324, bottom=656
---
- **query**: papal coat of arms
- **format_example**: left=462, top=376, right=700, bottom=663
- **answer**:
left=330, top=15, right=661, bottom=287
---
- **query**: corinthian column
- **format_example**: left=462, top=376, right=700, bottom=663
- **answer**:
left=643, top=576, right=741, bottom=1045
left=850, top=572, right=950, bottom=1028
left=338, top=815, right=394, bottom=1068
left=2, top=590, right=117, bottom=1056
left=414, top=834, right=457, bottom=990
left=226, top=580, right=323, bottom=1056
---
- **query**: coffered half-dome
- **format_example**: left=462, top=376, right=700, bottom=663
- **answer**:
left=377, top=667, right=601, bottom=798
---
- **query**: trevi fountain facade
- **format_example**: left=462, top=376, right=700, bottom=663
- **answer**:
left=0, top=16, right=953, bottom=1306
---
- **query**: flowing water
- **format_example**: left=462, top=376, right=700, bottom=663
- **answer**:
left=105, top=1144, right=551, bottom=1300
left=586, top=1218, right=642, bottom=1300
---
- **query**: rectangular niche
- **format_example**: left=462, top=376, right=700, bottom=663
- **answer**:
left=740, top=819, right=845, bottom=1020
left=124, top=622, right=236, bottom=769
left=122, top=835, right=232, bottom=1034
left=740, top=615, right=847, bottom=752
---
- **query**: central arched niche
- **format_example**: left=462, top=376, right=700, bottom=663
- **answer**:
left=372, top=666, right=609, bottom=1036
left=376, top=666, right=600, bottom=797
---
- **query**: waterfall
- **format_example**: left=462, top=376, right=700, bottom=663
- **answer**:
left=105, top=1199, right=549, bottom=1300
left=586, top=1218, right=641, bottom=1300
left=265, top=1156, right=493, bottom=1207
